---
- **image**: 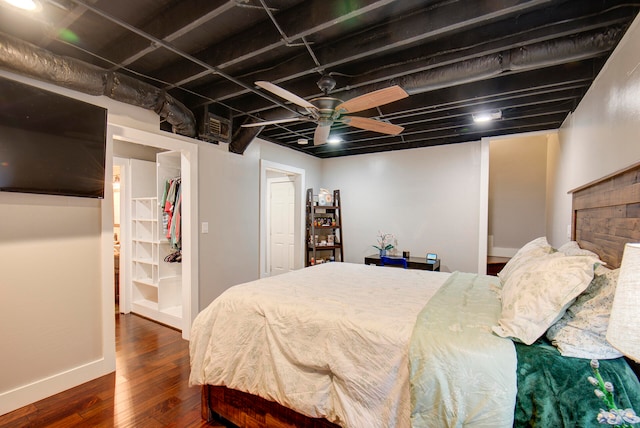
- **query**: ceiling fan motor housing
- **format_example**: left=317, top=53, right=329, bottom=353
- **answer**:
left=317, top=75, right=336, bottom=94
left=311, top=96, right=342, bottom=113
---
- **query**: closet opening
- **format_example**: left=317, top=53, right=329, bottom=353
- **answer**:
left=109, top=125, right=196, bottom=340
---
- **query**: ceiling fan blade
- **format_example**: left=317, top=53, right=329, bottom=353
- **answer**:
left=241, top=117, right=302, bottom=127
left=255, top=81, right=317, bottom=111
left=314, top=124, right=331, bottom=146
left=342, top=116, right=404, bottom=135
left=335, top=85, right=408, bottom=114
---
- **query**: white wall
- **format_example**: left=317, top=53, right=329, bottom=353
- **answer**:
left=0, top=193, right=102, bottom=392
left=488, top=135, right=548, bottom=256
left=322, top=142, right=483, bottom=273
left=0, top=69, right=161, bottom=415
left=548, top=14, right=640, bottom=247
left=196, top=138, right=322, bottom=308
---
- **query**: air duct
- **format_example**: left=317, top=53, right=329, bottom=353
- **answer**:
left=229, top=117, right=265, bottom=154
left=0, top=32, right=196, bottom=137
left=357, top=26, right=624, bottom=97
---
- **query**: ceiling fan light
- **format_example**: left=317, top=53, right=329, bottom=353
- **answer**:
left=473, top=110, right=502, bottom=123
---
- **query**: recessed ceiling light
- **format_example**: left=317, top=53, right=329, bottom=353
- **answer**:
left=472, top=110, right=502, bottom=123
left=327, top=136, right=342, bottom=144
left=297, top=138, right=308, bottom=145
left=3, top=0, right=40, bottom=11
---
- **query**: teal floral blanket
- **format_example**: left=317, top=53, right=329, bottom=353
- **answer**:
left=514, top=339, right=640, bottom=427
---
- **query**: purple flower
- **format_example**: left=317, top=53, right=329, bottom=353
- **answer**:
left=591, top=359, right=600, bottom=369
left=588, top=376, right=599, bottom=386
left=605, top=382, right=615, bottom=393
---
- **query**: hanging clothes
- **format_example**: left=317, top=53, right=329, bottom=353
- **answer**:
left=160, top=176, right=182, bottom=258
left=160, top=179, right=171, bottom=234
left=170, top=183, right=182, bottom=250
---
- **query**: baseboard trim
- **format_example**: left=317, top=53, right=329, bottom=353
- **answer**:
left=488, top=246, right=518, bottom=258
left=0, top=357, right=115, bottom=416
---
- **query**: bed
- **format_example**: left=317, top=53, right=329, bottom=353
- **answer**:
left=190, top=162, right=640, bottom=427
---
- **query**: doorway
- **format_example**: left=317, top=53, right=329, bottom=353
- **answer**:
left=259, top=160, right=305, bottom=278
left=106, top=125, right=198, bottom=340
left=268, top=177, right=296, bottom=276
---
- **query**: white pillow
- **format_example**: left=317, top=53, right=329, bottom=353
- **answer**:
left=546, top=267, right=622, bottom=359
left=492, top=252, right=597, bottom=345
left=497, top=237, right=554, bottom=284
left=558, top=241, right=601, bottom=259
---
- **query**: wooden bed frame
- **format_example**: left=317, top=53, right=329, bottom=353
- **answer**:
left=201, top=162, right=640, bottom=428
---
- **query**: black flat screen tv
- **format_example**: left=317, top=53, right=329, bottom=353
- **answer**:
left=0, top=76, right=107, bottom=198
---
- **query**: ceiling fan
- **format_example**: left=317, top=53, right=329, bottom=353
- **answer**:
left=242, top=75, right=409, bottom=145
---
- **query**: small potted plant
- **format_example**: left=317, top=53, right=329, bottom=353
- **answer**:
left=373, top=231, right=396, bottom=257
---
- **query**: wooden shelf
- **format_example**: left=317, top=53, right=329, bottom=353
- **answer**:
left=306, top=188, right=343, bottom=266
left=128, top=153, right=184, bottom=331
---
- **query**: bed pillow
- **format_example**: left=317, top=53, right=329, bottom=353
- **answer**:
left=492, top=252, right=597, bottom=345
left=497, top=237, right=555, bottom=284
left=546, top=267, right=622, bottom=359
left=558, top=240, right=601, bottom=259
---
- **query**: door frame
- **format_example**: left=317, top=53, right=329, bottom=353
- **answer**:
left=104, top=124, right=198, bottom=340
left=113, top=156, right=130, bottom=313
left=259, top=160, right=305, bottom=278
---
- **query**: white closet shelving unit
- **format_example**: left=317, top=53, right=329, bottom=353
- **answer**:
left=129, top=154, right=183, bottom=329
left=131, top=196, right=158, bottom=303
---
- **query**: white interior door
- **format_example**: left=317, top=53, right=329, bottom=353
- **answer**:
left=269, top=178, right=296, bottom=276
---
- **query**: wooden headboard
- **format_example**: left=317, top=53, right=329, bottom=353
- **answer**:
left=571, top=161, right=640, bottom=377
left=570, top=161, right=640, bottom=268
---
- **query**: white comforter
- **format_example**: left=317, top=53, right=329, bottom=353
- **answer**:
left=189, top=262, right=449, bottom=428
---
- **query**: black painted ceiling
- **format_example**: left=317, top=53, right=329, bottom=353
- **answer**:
left=0, top=0, right=638, bottom=158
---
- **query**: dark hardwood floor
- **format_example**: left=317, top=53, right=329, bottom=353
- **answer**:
left=0, top=313, right=224, bottom=427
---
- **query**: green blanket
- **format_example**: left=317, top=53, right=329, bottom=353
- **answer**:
left=515, top=339, right=640, bottom=427
left=409, top=272, right=517, bottom=427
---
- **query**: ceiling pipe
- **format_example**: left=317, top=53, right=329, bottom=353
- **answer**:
left=0, top=32, right=197, bottom=137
